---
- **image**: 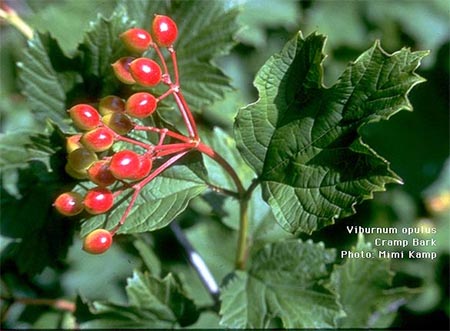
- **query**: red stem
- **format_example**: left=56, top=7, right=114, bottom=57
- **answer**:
left=110, top=151, right=190, bottom=235
left=151, top=42, right=170, bottom=82
left=133, top=125, right=191, bottom=143
left=169, top=47, right=179, bottom=85
left=173, top=91, right=198, bottom=139
left=115, top=135, right=152, bottom=150
left=196, top=142, right=245, bottom=196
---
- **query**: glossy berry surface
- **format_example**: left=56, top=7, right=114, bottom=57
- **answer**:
left=81, top=127, right=115, bottom=152
left=109, top=150, right=141, bottom=180
left=152, top=15, right=178, bottom=47
left=111, top=57, right=136, bottom=84
left=69, top=104, right=101, bottom=130
left=83, top=187, right=114, bottom=215
left=129, top=154, right=152, bottom=181
left=67, top=147, right=98, bottom=171
left=99, top=95, right=125, bottom=115
left=87, top=160, right=116, bottom=187
left=102, top=112, right=134, bottom=135
left=120, top=28, right=152, bottom=53
left=53, top=192, right=84, bottom=216
left=129, top=58, right=162, bottom=87
left=82, top=229, right=113, bottom=254
left=126, top=92, right=157, bottom=118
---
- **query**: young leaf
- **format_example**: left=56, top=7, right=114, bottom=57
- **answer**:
left=235, top=32, right=428, bottom=234
left=219, top=239, right=344, bottom=328
left=326, top=234, right=416, bottom=328
left=76, top=271, right=199, bottom=328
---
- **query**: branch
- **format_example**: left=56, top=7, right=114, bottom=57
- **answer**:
left=170, top=221, right=220, bottom=308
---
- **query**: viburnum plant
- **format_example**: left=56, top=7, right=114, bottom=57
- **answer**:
left=1, top=1, right=433, bottom=329
left=54, top=14, right=249, bottom=257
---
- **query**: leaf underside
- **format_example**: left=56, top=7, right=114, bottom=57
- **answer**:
left=235, top=31, right=428, bottom=234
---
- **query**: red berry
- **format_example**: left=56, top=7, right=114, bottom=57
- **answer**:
left=99, top=95, right=125, bottom=115
left=83, top=229, right=112, bottom=254
left=125, top=92, right=157, bottom=119
left=53, top=192, right=84, bottom=216
left=81, top=127, right=115, bottom=152
left=66, top=134, right=83, bottom=153
left=68, top=104, right=101, bottom=131
left=120, top=28, right=152, bottom=53
left=67, top=147, right=98, bottom=171
left=83, top=187, right=114, bottom=215
left=109, top=150, right=141, bottom=180
left=152, top=15, right=178, bottom=47
left=111, top=57, right=136, bottom=85
left=129, top=154, right=152, bottom=181
left=87, top=160, right=116, bottom=187
left=102, top=113, right=134, bottom=136
left=129, top=58, right=161, bottom=87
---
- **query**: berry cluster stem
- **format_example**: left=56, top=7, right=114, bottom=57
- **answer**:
left=196, top=142, right=254, bottom=269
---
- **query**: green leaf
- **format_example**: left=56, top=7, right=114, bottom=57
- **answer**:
left=219, top=239, right=343, bottom=328
left=77, top=271, right=199, bottom=328
left=78, top=6, right=133, bottom=96
left=117, top=0, right=164, bottom=29
left=235, top=32, right=428, bottom=234
left=365, top=0, right=449, bottom=66
left=80, top=154, right=207, bottom=237
left=326, top=234, right=416, bottom=328
left=108, top=0, right=239, bottom=112
left=17, top=34, right=70, bottom=132
left=0, top=126, right=75, bottom=274
left=1, top=159, right=76, bottom=275
left=27, top=0, right=116, bottom=56
left=163, top=0, right=239, bottom=111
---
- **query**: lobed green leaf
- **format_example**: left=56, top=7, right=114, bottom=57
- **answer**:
left=235, top=31, right=428, bottom=234
left=76, top=270, right=199, bottom=328
left=219, top=239, right=343, bottom=328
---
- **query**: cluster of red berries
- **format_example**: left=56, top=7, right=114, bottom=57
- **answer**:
left=53, top=15, right=200, bottom=255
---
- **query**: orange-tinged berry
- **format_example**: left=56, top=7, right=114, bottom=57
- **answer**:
left=68, top=104, right=101, bottom=131
left=126, top=92, right=157, bottom=118
left=83, top=229, right=113, bottom=254
left=120, top=28, right=152, bottom=53
left=111, top=57, right=136, bottom=84
left=53, top=192, right=84, bottom=216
